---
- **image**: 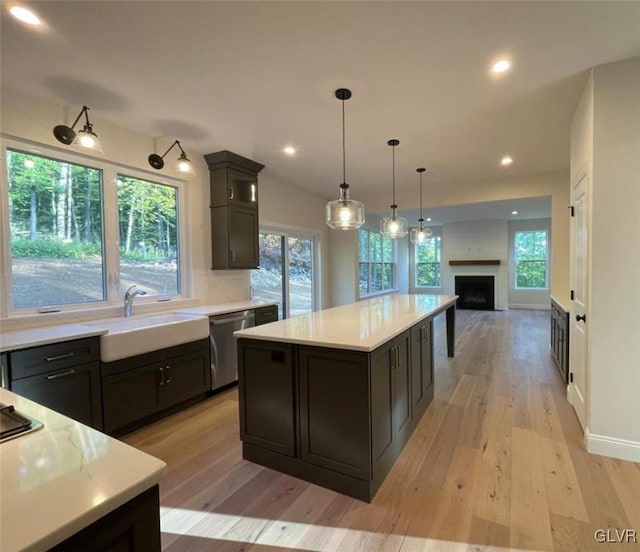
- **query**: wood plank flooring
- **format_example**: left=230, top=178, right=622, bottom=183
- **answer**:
left=123, top=309, right=640, bottom=551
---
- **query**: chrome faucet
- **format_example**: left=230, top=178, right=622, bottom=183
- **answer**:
left=124, top=285, right=147, bottom=317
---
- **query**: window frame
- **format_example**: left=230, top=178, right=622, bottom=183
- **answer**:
left=513, top=228, right=549, bottom=291
left=0, top=137, right=189, bottom=317
left=413, top=231, right=442, bottom=290
left=358, top=228, right=397, bottom=298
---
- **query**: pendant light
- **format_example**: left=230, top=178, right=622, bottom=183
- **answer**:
left=410, top=168, right=433, bottom=243
left=380, top=139, right=408, bottom=238
left=325, top=88, right=365, bottom=230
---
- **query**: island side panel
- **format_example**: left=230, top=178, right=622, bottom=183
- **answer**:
left=238, top=339, right=296, bottom=456
left=446, top=304, right=456, bottom=357
left=298, top=346, right=370, bottom=481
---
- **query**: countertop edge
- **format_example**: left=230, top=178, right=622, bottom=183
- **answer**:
left=0, top=326, right=107, bottom=353
left=235, top=296, right=457, bottom=352
left=550, top=294, right=571, bottom=313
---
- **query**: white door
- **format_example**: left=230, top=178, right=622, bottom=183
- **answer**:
left=568, top=170, right=589, bottom=428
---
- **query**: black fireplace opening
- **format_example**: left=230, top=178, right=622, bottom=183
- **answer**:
left=455, top=276, right=495, bottom=310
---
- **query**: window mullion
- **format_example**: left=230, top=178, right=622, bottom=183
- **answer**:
left=102, top=167, right=121, bottom=303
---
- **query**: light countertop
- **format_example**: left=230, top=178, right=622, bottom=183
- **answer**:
left=550, top=294, right=571, bottom=313
left=0, top=323, right=107, bottom=353
left=0, top=388, right=166, bottom=552
left=178, top=299, right=278, bottom=317
left=234, top=294, right=457, bottom=352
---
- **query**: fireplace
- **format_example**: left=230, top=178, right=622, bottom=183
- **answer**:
left=455, top=276, right=495, bottom=310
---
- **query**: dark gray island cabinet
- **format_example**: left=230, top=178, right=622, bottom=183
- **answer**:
left=236, top=294, right=457, bottom=501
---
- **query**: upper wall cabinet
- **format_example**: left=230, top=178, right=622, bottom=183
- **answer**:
left=204, top=150, right=265, bottom=270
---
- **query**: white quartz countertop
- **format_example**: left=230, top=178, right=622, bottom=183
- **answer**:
left=178, top=299, right=278, bottom=317
left=0, top=388, right=166, bottom=552
left=550, top=294, right=571, bottom=313
left=234, top=294, right=458, bottom=352
left=0, top=323, right=107, bottom=353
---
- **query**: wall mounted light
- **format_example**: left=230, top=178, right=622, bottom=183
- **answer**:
left=53, top=105, right=103, bottom=154
left=380, top=139, right=408, bottom=239
left=410, top=168, right=433, bottom=244
left=326, top=88, right=365, bottom=230
left=148, top=140, right=196, bottom=177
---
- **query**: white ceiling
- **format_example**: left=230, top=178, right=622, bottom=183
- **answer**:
left=2, top=1, right=639, bottom=215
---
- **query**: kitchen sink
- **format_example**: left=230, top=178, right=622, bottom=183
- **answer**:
left=86, top=312, right=209, bottom=362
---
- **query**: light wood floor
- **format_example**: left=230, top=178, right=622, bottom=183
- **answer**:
left=124, top=309, right=640, bottom=551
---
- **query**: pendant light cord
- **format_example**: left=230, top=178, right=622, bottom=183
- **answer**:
left=419, top=172, right=423, bottom=220
left=342, top=98, right=346, bottom=184
left=392, top=144, right=396, bottom=206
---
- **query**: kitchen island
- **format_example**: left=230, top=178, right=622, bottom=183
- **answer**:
left=0, top=388, right=166, bottom=552
left=234, top=293, right=457, bottom=501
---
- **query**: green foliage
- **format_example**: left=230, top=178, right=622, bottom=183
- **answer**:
left=515, top=231, right=547, bottom=288
left=417, top=262, right=441, bottom=287
left=11, top=238, right=102, bottom=259
left=415, top=235, right=441, bottom=286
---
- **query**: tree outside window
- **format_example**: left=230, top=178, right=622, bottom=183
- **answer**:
left=415, top=235, right=441, bottom=287
left=359, top=229, right=395, bottom=295
left=514, top=230, right=548, bottom=289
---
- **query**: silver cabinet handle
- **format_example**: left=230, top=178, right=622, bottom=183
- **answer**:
left=165, top=365, right=172, bottom=384
left=46, top=369, right=75, bottom=380
left=158, top=367, right=164, bottom=387
left=44, top=352, right=75, bottom=362
left=229, top=188, right=234, bottom=200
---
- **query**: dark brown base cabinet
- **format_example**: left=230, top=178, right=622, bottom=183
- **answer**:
left=8, top=337, right=103, bottom=430
left=238, top=318, right=434, bottom=502
left=102, top=339, right=210, bottom=435
left=550, top=299, right=570, bottom=383
left=50, top=485, right=161, bottom=552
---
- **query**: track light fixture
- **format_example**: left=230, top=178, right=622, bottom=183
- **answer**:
left=53, top=105, right=103, bottom=154
left=148, top=140, right=196, bottom=177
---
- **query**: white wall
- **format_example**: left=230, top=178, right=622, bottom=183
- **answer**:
left=508, top=218, right=552, bottom=309
left=441, top=220, right=509, bottom=310
left=588, top=57, right=640, bottom=456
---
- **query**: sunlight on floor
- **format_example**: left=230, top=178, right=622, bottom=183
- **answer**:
left=160, top=506, right=527, bottom=551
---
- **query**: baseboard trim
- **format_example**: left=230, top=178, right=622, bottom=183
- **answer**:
left=585, top=428, right=640, bottom=463
left=508, top=304, right=550, bottom=310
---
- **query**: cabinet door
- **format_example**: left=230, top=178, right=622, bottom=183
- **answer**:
left=299, top=347, right=370, bottom=480
left=393, top=331, right=412, bottom=449
left=0, top=353, right=8, bottom=389
left=254, top=305, right=279, bottom=325
left=238, top=340, right=295, bottom=455
left=163, top=350, right=210, bottom=409
left=103, top=364, right=163, bottom=433
left=11, top=361, right=102, bottom=430
left=370, top=341, right=394, bottom=481
left=228, top=205, right=259, bottom=268
left=410, top=322, right=433, bottom=421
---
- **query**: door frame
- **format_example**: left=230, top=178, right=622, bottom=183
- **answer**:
left=568, top=166, right=589, bottom=430
left=253, top=220, right=321, bottom=318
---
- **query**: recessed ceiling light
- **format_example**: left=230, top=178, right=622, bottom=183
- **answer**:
left=283, top=146, right=296, bottom=156
left=512, top=210, right=518, bottom=215
left=9, top=5, right=41, bottom=26
left=500, top=156, right=513, bottom=166
left=492, top=59, right=511, bottom=74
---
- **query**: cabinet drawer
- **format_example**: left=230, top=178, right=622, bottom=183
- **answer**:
left=255, top=305, right=278, bottom=325
left=11, top=337, right=100, bottom=380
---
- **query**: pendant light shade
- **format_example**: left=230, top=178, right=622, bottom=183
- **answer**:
left=380, top=139, right=408, bottom=238
left=53, top=105, right=103, bottom=155
left=326, top=88, right=365, bottom=230
left=410, top=167, right=433, bottom=244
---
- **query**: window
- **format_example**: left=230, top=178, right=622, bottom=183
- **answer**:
left=251, top=231, right=315, bottom=318
left=6, top=149, right=105, bottom=308
left=2, top=143, right=185, bottom=312
left=514, top=230, right=548, bottom=289
left=117, top=175, right=179, bottom=296
left=359, top=229, right=395, bottom=295
left=415, top=234, right=442, bottom=287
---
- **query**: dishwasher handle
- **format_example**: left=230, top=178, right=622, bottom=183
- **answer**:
left=210, top=313, right=255, bottom=326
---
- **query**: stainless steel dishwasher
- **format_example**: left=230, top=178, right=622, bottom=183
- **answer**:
left=209, top=310, right=255, bottom=390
